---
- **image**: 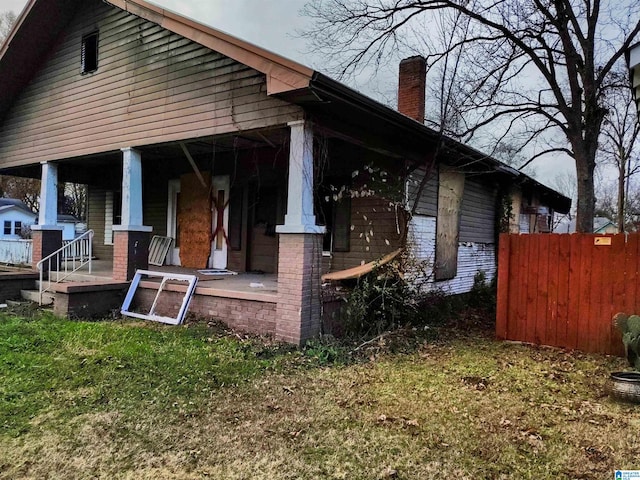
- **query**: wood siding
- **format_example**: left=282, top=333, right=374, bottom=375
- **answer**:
left=87, top=186, right=113, bottom=260
left=407, top=166, right=438, bottom=217
left=459, top=177, right=497, bottom=244
left=143, top=173, right=168, bottom=237
left=0, top=0, right=302, bottom=168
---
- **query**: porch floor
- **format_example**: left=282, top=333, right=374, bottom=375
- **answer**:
left=67, top=260, right=278, bottom=299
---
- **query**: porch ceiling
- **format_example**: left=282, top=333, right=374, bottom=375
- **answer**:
left=0, top=127, right=290, bottom=185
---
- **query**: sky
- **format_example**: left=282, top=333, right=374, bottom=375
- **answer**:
left=1, top=0, right=577, bottom=190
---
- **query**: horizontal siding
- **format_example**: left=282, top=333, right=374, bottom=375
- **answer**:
left=408, top=214, right=496, bottom=295
left=459, top=177, right=497, bottom=244
left=87, top=187, right=113, bottom=260
left=143, top=176, right=167, bottom=237
left=407, top=166, right=438, bottom=216
left=0, top=0, right=302, bottom=167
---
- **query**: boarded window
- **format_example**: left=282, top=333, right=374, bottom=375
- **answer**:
left=81, top=31, right=99, bottom=74
left=435, top=168, right=465, bottom=281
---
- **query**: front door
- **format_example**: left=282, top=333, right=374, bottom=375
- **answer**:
left=209, top=175, right=230, bottom=269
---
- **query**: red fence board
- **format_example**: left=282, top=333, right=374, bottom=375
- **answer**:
left=497, top=233, right=640, bottom=356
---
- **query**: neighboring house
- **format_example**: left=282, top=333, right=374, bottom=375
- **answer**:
left=0, top=0, right=570, bottom=343
left=553, top=216, right=619, bottom=234
left=57, top=214, right=81, bottom=241
left=0, top=199, right=80, bottom=241
left=0, top=199, right=37, bottom=239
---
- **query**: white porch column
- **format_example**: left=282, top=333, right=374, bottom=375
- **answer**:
left=275, top=120, right=325, bottom=345
left=276, top=120, right=325, bottom=234
left=112, top=147, right=152, bottom=281
left=38, top=161, right=59, bottom=228
left=118, top=147, right=146, bottom=229
left=32, top=161, right=62, bottom=269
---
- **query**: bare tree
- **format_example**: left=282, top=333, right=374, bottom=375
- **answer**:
left=0, top=176, right=40, bottom=212
left=599, top=69, right=640, bottom=231
left=302, top=0, right=640, bottom=232
left=62, top=183, right=88, bottom=221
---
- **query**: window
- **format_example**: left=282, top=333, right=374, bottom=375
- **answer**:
left=318, top=179, right=351, bottom=253
left=14, top=221, right=22, bottom=236
left=104, top=190, right=122, bottom=245
left=3, top=221, right=10, bottom=235
left=81, top=31, right=99, bottom=74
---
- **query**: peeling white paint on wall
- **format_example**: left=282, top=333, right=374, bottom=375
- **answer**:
left=0, top=239, right=32, bottom=264
left=407, top=214, right=496, bottom=295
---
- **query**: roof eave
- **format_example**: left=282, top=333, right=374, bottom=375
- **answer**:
left=308, top=73, right=571, bottom=214
left=104, top=0, right=314, bottom=94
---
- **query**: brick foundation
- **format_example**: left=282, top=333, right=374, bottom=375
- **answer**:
left=54, top=288, right=128, bottom=319
left=31, top=229, right=63, bottom=271
left=113, top=230, right=151, bottom=281
left=132, top=287, right=277, bottom=335
left=0, top=271, right=38, bottom=301
left=275, top=233, right=323, bottom=345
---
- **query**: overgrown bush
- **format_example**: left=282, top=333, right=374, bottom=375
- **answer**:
left=330, top=253, right=499, bottom=339
left=341, top=264, right=420, bottom=337
left=467, top=271, right=497, bottom=310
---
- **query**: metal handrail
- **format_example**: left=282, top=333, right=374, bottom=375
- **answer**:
left=36, top=229, right=94, bottom=305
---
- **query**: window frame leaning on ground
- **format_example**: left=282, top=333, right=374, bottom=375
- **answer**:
left=121, top=270, right=198, bottom=325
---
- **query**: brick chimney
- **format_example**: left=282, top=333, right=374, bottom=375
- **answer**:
left=397, top=56, right=427, bottom=123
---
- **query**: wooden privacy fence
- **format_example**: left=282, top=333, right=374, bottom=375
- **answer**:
left=495, top=233, right=640, bottom=356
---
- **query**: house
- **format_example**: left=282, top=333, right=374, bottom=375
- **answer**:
left=0, top=199, right=36, bottom=239
left=0, top=0, right=569, bottom=344
left=0, top=198, right=81, bottom=241
left=553, top=216, right=619, bottom=234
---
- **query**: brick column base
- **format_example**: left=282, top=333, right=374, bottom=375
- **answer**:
left=275, top=233, right=323, bottom=345
left=113, top=230, right=151, bottom=281
left=32, top=229, right=63, bottom=272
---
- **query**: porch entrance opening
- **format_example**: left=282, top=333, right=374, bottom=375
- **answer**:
left=166, top=175, right=230, bottom=269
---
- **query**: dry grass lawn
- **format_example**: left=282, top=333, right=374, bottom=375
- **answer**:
left=0, top=311, right=638, bottom=479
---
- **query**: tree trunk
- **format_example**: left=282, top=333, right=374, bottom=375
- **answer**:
left=575, top=154, right=596, bottom=233
left=617, top=160, right=626, bottom=232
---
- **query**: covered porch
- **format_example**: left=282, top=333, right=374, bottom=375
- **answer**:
left=11, top=116, right=407, bottom=344
left=20, top=120, right=328, bottom=344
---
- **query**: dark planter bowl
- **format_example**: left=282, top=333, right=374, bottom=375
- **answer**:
left=609, top=372, right=640, bottom=404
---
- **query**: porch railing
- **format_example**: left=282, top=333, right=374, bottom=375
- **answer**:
left=36, top=230, right=94, bottom=305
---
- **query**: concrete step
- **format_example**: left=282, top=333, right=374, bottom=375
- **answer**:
left=63, top=272, right=113, bottom=282
left=38, top=272, right=113, bottom=285
left=20, top=289, right=54, bottom=305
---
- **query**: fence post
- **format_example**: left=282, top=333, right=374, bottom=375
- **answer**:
left=496, top=233, right=511, bottom=340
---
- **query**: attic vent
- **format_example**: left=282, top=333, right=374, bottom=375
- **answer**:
left=81, top=31, right=99, bottom=74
